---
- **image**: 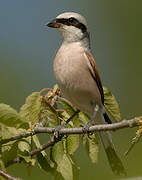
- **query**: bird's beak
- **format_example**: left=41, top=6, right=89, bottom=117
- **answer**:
left=45, top=19, right=61, bottom=28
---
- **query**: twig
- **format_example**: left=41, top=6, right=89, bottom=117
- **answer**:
left=4, top=117, right=140, bottom=168
left=30, top=136, right=58, bottom=156
left=124, top=134, right=142, bottom=156
left=1, top=118, right=139, bottom=145
left=0, top=169, right=23, bottom=180
left=5, top=136, right=63, bottom=168
left=0, top=131, right=35, bottom=145
left=34, top=118, right=139, bottom=134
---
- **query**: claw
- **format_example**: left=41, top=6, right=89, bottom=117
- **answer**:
left=53, top=124, right=65, bottom=141
left=82, top=125, right=90, bottom=133
left=82, top=125, right=93, bottom=138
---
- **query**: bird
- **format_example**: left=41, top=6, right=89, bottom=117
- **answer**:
left=46, top=12, right=126, bottom=175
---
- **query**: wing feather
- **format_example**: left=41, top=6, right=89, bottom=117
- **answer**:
left=84, top=51, right=104, bottom=104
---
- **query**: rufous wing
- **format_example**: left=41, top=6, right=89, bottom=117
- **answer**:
left=85, top=51, right=104, bottom=104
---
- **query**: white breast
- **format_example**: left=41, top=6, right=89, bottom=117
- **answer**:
left=53, top=42, right=102, bottom=116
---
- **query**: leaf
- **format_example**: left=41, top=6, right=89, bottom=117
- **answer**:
left=88, top=134, right=99, bottom=163
left=83, top=134, right=99, bottom=163
left=66, top=135, right=79, bottom=155
left=56, top=154, right=73, bottom=180
left=136, top=116, right=142, bottom=137
left=0, top=124, right=25, bottom=140
left=103, top=87, right=121, bottom=122
left=19, top=92, right=41, bottom=124
left=18, top=139, right=31, bottom=153
left=2, top=142, right=18, bottom=165
left=51, top=141, right=64, bottom=163
left=18, top=138, right=33, bottom=164
left=37, top=152, right=53, bottom=173
left=59, top=100, right=80, bottom=127
left=0, top=104, right=28, bottom=128
left=59, top=101, right=75, bottom=115
left=68, top=156, right=80, bottom=180
left=54, top=171, right=64, bottom=180
left=0, top=158, right=5, bottom=171
left=33, top=135, right=55, bottom=171
left=72, top=162, right=80, bottom=180
left=124, top=116, right=142, bottom=156
left=79, top=112, right=89, bottom=126
left=47, top=110, right=59, bottom=127
left=32, top=135, right=48, bottom=157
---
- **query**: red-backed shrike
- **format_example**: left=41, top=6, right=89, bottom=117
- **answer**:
left=46, top=12, right=125, bottom=175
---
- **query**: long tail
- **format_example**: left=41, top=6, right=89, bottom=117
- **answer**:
left=99, top=130, right=126, bottom=175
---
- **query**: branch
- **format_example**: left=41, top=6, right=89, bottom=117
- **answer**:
left=5, top=117, right=140, bottom=168
left=30, top=136, right=58, bottom=156
left=0, top=131, right=35, bottom=144
left=0, top=169, right=23, bottom=180
left=1, top=118, right=139, bottom=145
left=5, top=136, right=62, bottom=168
left=34, top=118, right=139, bottom=135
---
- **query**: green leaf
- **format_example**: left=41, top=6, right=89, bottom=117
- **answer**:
left=2, top=142, right=18, bottom=165
left=72, top=162, right=80, bottom=180
left=59, top=100, right=80, bottom=127
left=56, top=154, right=73, bottom=180
left=0, top=124, right=25, bottom=140
left=83, top=134, right=99, bottom=163
left=32, top=135, right=48, bottom=157
left=37, top=152, right=53, bottom=173
left=18, top=139, right=31, bottom=153
left=88, top=134, right=99, bottom=163
left=33, top=135, right=55, bottom=171
left=103, top=87, right=121, bottom=122
left=19, top=92, right=41, bottom=124
left=18, top=138, right=33, bottom=164
left=79, top=112, right=89, bottom=126
left=59, top=101, right=75, bottom=115
left=46, top=109, right=59, bottom=127
left=18, top=151, right=31, bottom=164
left=51, top=141, right=64, bottom=163
left=0, top=104, right=28, bottom=128
left=18, top=137, right=35, bottom=166
left=68, top=156, right=80, bottom=180
left=54, top=171, right=64, bottom=180
left=66, top=135, right=79, bottom=155
left=0, top=159, right=5, bottom=171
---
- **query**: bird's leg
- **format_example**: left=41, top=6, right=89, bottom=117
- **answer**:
left=54, top=110, right=80, bottom=140
left=83, top=104, right=99, bottom=133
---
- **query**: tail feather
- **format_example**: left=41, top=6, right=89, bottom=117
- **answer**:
left=99, top=131, right=126, bottom=176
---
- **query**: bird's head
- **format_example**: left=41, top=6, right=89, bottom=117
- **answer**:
left=46, top=12, right=89, bottom=43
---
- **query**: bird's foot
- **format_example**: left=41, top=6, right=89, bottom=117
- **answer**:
left=53, top=124, right=65, bottom=141
left=82, top=124, right=93, bottom=138
left=82, top=124, right=90, bottom=133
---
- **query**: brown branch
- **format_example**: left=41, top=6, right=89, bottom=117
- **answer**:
left=1, top=118, right=139, bottom=145
left=5, top=136, right=62, bottom=168
left=4, top=118, right=140, bottom=168
left=0, top=169, right=23, bottom=180
left=34, top=118, right=139, bottom=135
left=29, top=118, right=139, bottom=158
left=0, top=131, right=35, bottom=145
left=30, top=136, right=58, bottom=156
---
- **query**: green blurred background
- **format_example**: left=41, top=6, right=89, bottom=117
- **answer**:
left=0, top=0, right=142, bottom=179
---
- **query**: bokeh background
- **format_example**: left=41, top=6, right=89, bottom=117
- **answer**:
left=0, top=0, right=142, bottom=179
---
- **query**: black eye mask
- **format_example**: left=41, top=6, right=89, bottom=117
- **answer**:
left=56, top=17, right=87, bottom=33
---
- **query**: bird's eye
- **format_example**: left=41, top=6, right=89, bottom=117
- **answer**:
left=68, top=17, right=76, bottom=24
